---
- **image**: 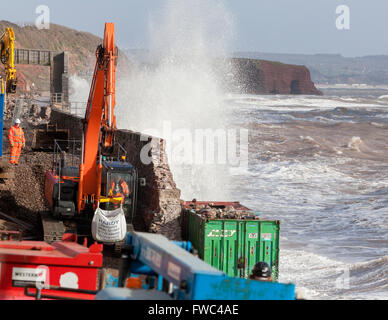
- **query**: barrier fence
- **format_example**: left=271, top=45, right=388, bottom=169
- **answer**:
left=51, top=93, right=86, bottom=117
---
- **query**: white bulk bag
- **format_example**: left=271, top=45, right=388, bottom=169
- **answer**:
left=91, top=204, right=127, bottom=243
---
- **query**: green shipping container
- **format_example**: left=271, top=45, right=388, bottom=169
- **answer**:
left=186, top=211, right=280, bottom=281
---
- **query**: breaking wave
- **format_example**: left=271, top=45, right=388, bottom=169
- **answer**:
left=117, top=0, right=236, bottom=201
left=347, top=136, right=362, bottom=152
left=280, top=249, right=388, bottom=300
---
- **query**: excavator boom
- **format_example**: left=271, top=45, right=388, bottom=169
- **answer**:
left=78, top=23, right=118, bottom=212
left=43, top=22, right=137, bottom=244
left=0, top=27, right=17, bottom=93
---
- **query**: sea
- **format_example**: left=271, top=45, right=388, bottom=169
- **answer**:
left=222, top=87, right=388, bottom=300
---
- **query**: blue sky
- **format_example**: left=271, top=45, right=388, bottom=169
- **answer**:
left=1, top=0, right=386, bottom=57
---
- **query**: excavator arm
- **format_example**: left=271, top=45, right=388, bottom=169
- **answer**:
left=78, top=23, right=118, bottom=212
left=0, top=27, right=17, bottom=93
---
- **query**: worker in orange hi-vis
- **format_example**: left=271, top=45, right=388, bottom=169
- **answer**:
left=8, top=118, right=25, bottom=166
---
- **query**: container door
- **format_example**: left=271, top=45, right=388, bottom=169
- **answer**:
left=244, top=221, right=261, bottom=278
left=202, top=220, right=239, bottom=277
left=189, top=213, right=200, bottom=256
left=222, top=220, right=239, bottom=277
left=203, top=221, right=223, bottom=271
left=259, top=221, right=280, bottom=281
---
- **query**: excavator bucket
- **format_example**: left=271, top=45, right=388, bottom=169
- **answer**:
left=32, top=124, right=70, bottom=151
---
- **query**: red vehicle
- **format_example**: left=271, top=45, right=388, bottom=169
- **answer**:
left=0, top=233, right=103, bottom=300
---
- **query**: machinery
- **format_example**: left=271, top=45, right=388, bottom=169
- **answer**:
left=0, top=27, right=17, bottom=93
left=95, top=231, right=296, bottom=300
left=31, top=124, right=70, bottom=151
left=0, top=232, right=103, bottom=300
left=43, top=23, right=137, bottom=243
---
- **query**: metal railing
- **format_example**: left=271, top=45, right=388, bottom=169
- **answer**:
left=68, top=101, right=86, bottom=117
left=52, top=139, right=81, bottom=203
left=51, top=93, right=63, bottom=104
left=50, top=97, right=86, bottom=118
left=52, top=139, right=82, bottom=173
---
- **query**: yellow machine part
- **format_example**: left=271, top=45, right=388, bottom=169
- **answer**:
left=0, top=27, right=17, bottom=93
left=99, top=196, right=123, bottom=204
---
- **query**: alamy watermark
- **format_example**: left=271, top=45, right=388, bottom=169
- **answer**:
left=139, top=121, right=249, bottom=169
left=335, top=266, right=351, bottom=290
left=336, top=5, right=350, bottom=30
left=35, top=265, right=50, bottom=290
left=35, top=5, right=50, bottom=30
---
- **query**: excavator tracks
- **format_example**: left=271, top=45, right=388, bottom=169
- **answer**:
left=40, top=211, right=66, bottom=243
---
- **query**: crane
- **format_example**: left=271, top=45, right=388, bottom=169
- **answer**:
left=0, top=27, right=17, bottom=93
left=43, top=23, right=137, bottom=244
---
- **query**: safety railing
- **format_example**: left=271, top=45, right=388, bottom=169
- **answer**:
left=51, top=99, right=86, bottom=118
left=51, top=93, right=63, bottom=104
left=52, top=139, right=82, bottom=176
left=68, top=101, right=86, bottom=117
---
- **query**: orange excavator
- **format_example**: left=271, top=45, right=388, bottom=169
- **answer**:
left=42, top=23, right=137, bottom=243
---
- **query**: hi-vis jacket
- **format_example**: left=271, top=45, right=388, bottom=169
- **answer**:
left=109, top=180, right=130, bottom=197
left=8, top=125, right=25, bottom=147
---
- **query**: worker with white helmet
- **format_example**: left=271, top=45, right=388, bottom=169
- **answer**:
left=8, top=118, right=25, bottom=165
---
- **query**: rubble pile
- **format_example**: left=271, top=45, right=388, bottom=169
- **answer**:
left=185, top=201, right=260, bottom=220
left=0, top=95, right=54, bottom=238
left=4, top=93, right=51, bottom=126
left=0, top=151, right=52, bottom=238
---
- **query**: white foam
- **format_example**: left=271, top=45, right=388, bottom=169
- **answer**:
left=224, top=94, right=388, bottom=112
left=279, top=248, right=348, bottom=300
left=347, top=137, right=362, bottom=152
left=279, top=248, right=388, bottom=300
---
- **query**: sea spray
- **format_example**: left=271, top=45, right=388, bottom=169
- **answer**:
left=69, top=74, right=90, bottom=103
left=116, top=0, right=237, bottom=200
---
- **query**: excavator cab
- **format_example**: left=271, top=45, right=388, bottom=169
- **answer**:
left=43, top=141, right=138, bottom=243
left=44, top=141, right=137, bottom=221
left=101, top=160, right=137, bottom=223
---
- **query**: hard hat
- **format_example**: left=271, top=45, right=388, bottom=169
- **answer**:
left=252, top=262, right=272, bottom=278
left=14, top=119, right=21, bottom=124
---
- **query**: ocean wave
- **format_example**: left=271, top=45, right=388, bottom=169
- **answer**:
left=224, top=94, right=386, bottom=111
left=347, top=136, right=363, bottom=152
left=349, top=255, right=388, bottom=290
left=279, top=248, right=388, bottom=300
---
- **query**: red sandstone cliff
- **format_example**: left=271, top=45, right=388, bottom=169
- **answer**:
left=230, top=58, right=322, bottom=95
